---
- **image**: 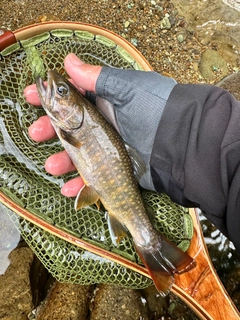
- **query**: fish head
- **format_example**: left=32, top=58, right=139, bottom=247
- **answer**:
left=36, top=70, right=84, bottom=130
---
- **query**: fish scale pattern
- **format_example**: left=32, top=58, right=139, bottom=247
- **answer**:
left=0, top=29, right=193, bottom=288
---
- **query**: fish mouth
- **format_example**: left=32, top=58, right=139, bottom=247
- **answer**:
left=35, top=71, right=58, bottom=119
left=36, top=70, right=66, bottom=104
left=35, top=75, right=52, bottom=120
left=36, top=76, right=47, bottom=100
left=36, top=73, right=55, bottom=106
left=36, top=70, right=55, bottom=101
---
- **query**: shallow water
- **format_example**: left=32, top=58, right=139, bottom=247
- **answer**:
left=172, top=0, right=240, bottom=66
left=223, top=0, right=240, bottom=12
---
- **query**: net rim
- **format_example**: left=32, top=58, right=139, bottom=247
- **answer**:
left=12, top=21, right=152, bottom=71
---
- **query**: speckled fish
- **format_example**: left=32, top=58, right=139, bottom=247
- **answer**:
left=36, top=70, right=195, bottom=296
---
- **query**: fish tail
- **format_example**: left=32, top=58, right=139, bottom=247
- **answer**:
left=135, top=233, right=195, bottom=296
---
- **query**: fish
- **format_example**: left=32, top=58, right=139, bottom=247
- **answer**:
left=35, top=70, right=195, bottom=296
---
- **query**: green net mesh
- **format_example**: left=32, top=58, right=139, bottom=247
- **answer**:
left=0, top=28, right=193, bottom=289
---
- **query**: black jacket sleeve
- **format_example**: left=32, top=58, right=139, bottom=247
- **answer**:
left=150, top=83, right=240, bottom=252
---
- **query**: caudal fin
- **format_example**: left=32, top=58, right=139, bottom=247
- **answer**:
left=135, top=233, right=195, bottom=296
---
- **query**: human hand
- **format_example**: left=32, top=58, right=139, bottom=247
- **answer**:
left=24, top=53, right=177, bottom=197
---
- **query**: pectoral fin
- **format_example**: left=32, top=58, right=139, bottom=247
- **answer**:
left=107, top=213, right=128, bottom=246
left=60, top=129, right=82, bottom=148
left=75, top=185, right=100, bottom=211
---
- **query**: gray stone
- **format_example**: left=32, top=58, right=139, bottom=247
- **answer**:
left=160, top=17, right=172, bottom=30
left=199, top=49, right=228, bottom=80
left=217, top=72, right=240, bottom=100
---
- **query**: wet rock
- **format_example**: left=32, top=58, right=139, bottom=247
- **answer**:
left=224, top=266, right=240, bottom=294
left=216, top=72, right=240, bottom=100
left=141, top=285, right=169, bottom=318
left=90, top=284, right=149, bottom=320
left=0, top=247, right=34, bottom=320
left=217, top=48, right=239, bottom=68
left=199, top=49, right=229, bottom=80
left=232, top=291, right=240, bottom=312
left=168, top=293, right=200, bottom=320
left=222, top=264, right=240, bottom=311
left=35, top=282, right=93, bottom=320
left=30, top=256, right=53, bottom=308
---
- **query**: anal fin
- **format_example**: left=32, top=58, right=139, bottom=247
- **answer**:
left=107, top=213, right=128, bottom=246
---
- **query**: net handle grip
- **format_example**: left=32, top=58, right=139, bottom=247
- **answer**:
left=0, top=29, right=16, bottom=51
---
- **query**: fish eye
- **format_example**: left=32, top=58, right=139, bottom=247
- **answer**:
left=56, top=83, right=69, bottom=96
